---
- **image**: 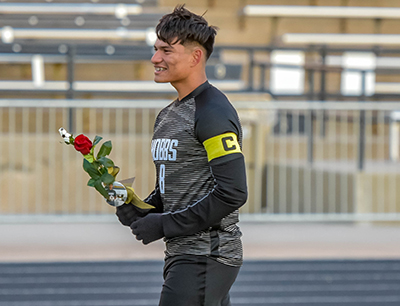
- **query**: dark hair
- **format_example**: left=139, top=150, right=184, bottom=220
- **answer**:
left=155, top=4, right=218, bottom=60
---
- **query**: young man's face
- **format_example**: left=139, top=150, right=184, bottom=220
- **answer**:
left=151, top=38, right=194, bottom=84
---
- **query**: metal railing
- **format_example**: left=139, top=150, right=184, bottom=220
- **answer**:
left=5, top=43, right=400, bottom=100
left=238, top=100, right=400, bottom=222
left=1, top=99, right=400, bottom=222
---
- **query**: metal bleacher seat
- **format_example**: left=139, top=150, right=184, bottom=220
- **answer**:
left=0, top=1, right=247, bottom=97
left=0, top=1, right=164, bottom=43
left=0, top=2, right=162, bottom=30
left=241, top=4, right=400, bottom=98
left=242, top=5, right=400, bottom=19
left=281, top=34, right=400, bottom=97
left=0, top=1, right=164, bottom=96
left=282, top=33, right=400, bottom=46
left=242, top=4, right=400, bottom=47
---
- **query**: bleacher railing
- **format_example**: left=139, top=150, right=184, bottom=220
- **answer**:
left=5, top=44, right=400, bottom=101
left=1, top=99, right=400, bottom=222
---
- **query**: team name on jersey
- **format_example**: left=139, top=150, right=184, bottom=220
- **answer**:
left=151, top=138, right=178, bottom=161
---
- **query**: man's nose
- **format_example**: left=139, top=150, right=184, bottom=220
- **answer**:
left=151, top=51, right=161, bottom=64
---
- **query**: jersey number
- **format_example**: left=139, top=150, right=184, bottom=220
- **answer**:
left=159, top=164, right=165, bottom=194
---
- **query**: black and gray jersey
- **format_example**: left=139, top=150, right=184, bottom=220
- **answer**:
left=145, top=81, right=248, bottom=267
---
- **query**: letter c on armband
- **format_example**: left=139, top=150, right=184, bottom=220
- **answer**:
left=203, top=132, right=241, bottom=162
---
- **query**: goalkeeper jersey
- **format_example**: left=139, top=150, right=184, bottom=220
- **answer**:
left=144, top=81, right=247, bottom=267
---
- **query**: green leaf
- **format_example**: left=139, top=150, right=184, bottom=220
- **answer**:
left=87, top=178, right=96, bottom=187
left=83, top=158, right=101, bottom=179
left=92, top=160, right=100, bottom=169
left=83, top=154, right=94, bottom=163
left=96, top=140, right=112, bottom=159
left=93, top=135, right=102, bottom=146
left=98, top=157, right=114, bottom=168
left=94, top=180, right=109, bottom=199
left=101, top=172, right=115, bottom=185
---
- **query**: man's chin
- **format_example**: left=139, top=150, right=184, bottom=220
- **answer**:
left=153, top=78, right=169, bottom=83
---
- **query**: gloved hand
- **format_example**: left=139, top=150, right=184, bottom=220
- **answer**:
left=116, top=203, right=147, bottom=227
left=130, top=213, right=164, bottom=245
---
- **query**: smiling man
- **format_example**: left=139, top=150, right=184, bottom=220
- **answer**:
left=115, top=5, right=248, bottom=306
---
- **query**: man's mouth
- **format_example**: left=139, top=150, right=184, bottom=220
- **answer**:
left=155, top=67, right=167, bottom=72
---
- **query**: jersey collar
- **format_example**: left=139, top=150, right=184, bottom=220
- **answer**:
left=176, top=81, right=211, bottom=104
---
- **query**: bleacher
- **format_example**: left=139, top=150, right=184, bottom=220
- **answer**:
left=237, top=2, right=400, bottom=99
left=0, top=0, right=251, bottom=99
left=3, top=1, right=400, bottom=100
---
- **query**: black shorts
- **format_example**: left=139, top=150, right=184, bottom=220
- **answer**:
left=159, top=255, right=240, bottom=306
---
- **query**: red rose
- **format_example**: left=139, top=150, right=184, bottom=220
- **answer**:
left=74, top=134, right=93, bottom=155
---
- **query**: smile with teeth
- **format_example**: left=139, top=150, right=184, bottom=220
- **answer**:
left=155, top=67, right=167, bottom=72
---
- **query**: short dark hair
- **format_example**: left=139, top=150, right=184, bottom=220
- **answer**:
left=155, top=4, right=218, bottom=60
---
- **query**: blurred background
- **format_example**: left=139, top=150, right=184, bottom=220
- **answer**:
left=2, top=0, right=400, bottom=223
left=1, top=1, right=400, bottom=305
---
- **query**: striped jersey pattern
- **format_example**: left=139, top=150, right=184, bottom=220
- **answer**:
left=150, top=82, right=243, bottom=267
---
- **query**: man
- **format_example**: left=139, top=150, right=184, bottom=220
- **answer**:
left=116, top=5, right=247, bottom=306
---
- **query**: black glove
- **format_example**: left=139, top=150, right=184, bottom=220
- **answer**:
left=130, top=213, right=164, bottom=245
left=116, top=203, right=147, bottom=227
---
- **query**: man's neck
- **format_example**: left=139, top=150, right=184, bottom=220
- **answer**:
left=172, top=73, right=207, bottom=101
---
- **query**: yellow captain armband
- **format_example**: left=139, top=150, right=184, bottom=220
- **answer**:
left=203, top=132, right=241, bottom=162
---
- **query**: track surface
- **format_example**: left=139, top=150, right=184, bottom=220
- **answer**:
left=1, top=259, right=400, bottom=306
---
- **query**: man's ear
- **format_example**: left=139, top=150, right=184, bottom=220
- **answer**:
left=191, top=47, right=204, bottom=67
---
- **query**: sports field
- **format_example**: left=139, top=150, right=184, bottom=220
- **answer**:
left=1, top=259, right=400, bottom=305
left=1, top=222, right=400, bottom=305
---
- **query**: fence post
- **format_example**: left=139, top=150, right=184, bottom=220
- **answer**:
left=248, top=49, right=255, bottom=91
left=307, top=109, right=314, bottom=164
left=307, top=68, right=314, bottom=101
left=319, top=48, right=327, bottom=137
left=260, top=64, right=266, bottom=92
left=358, top=70, right=367, bottom=171
left=307, top=66, right=315, bottom=164
left=67, top=45, right=76, bottom=133
left=252, top=119, right=264, bottom=213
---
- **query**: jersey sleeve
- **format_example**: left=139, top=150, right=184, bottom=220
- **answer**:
left=161, top=89, right=248, bottom=238
left=195, top=90, right=241, bottom=147
left=143, top=183, right=164, bottom=213
left=161, top=154, right=247, bottom=238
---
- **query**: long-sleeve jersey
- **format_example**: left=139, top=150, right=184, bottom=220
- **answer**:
left=144, top=81, right=248, bottom=267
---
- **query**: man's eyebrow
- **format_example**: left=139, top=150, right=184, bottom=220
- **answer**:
left=154, top=45, right=174, bottom=50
